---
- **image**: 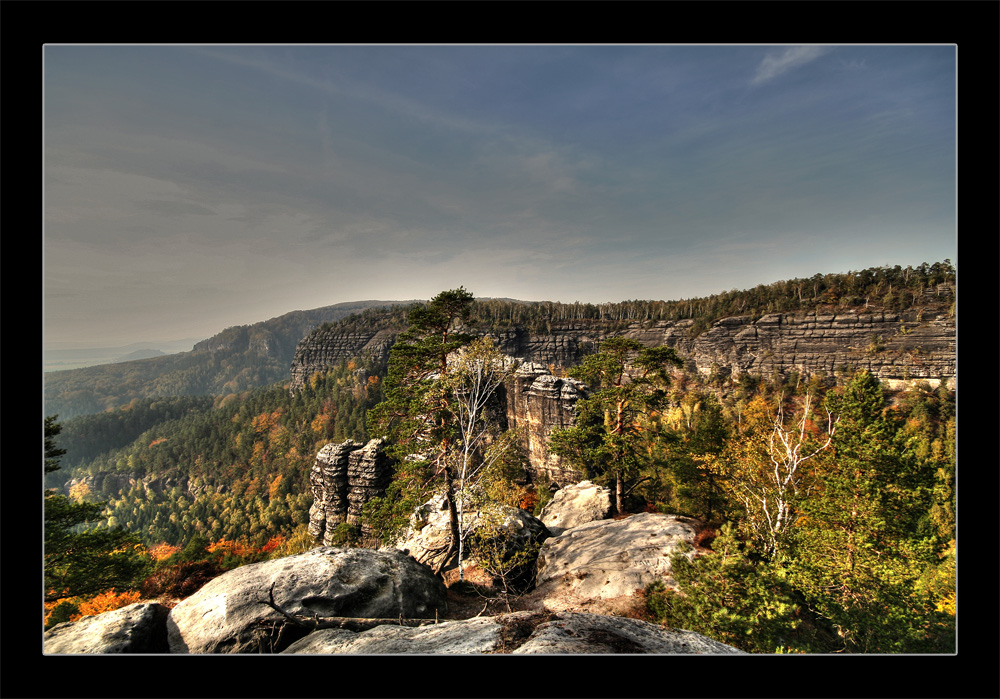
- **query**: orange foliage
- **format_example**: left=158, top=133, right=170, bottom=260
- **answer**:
left=311, top=411, right=333, bottom=435
left=268, top=474, right=283, bottom=501
left=77, top=589, right=142, bottom=617
left=148, top=542, right=182, bottom=562
left=518, top=490, right=539, bottom=512
left=207, top=538, right=255, bottom=558
left=148, top=438, right=168, bottom=448
left=251, top=409, right=284, bottom=435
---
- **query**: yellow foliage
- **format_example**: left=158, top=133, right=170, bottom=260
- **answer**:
left=268, top=474, right=283, bottom=501
left=935, top=592, right=956, bottom=616
left=69, top=482, right=92, bottom=503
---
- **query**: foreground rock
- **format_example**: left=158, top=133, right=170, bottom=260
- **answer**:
left=167, top=547, right=447, bottom=653
left=539, top=480, right=612, bottom=536
left=281, top=610, right=744, bottom=654
left=532, top=513, right=699, bottom=614
left=44, top=603, right=170, bottom=654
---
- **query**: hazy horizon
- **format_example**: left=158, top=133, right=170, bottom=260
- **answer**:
left=44, top=44, right=956, bottom=348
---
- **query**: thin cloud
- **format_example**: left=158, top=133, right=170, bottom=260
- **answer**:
left=751, top=46, right=830, bottom=86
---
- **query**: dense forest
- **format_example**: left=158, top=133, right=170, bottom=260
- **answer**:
left=43, top=262, right=956, bottom=652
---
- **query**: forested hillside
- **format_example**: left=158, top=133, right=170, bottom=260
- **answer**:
left=52, top=356, right=385, bottom=548
left=44, top=300, right=415, bottom=420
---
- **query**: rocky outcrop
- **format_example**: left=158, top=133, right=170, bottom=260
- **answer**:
left=532, top=513, right=699, bottom=614
left=667, top=309, right=956, bottom=388
left=281, top=609, right=744, bottom=654
left=308, top=438, right=394, bottom=545
left=289, top=327, right=400, bottom=388
left=396, top=494, right=549, bottom=574
left=44, top=603, right=170, bottom=654
left=539, top=480, right=613, bottom=536
left=166, top=547, right=448, bottom=653
left=290, top=306, right=954, bottom=488
left=504, top=362, right=588, bottom=486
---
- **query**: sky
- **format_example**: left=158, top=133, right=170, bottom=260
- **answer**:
left=43, top=44, right=956, bottom=348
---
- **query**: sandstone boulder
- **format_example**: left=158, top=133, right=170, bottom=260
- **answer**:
left=396, top=494, right=549, bottom=575
left=166, top=547, right=447, bottom=653
left=539, top=480, right=612, bottom=535
left=532, top=513, right=698, bottom=613
left=281, top=610, right=744, bottom=654
left=44, top=602, right=170, bottom=654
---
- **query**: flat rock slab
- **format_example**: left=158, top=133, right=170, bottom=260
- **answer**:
left=283, top=615, right=503, bottom=654
left=534, top=513, right=699, bottom=610
left=512, top=612, right=744, bottom=654
left=281, top=610, right=744, bottom=654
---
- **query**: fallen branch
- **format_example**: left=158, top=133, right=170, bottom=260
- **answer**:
left=257, top=582, right=440, bottom=632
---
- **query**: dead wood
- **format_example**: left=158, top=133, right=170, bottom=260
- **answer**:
left=256, top=582, right=440, bottom=632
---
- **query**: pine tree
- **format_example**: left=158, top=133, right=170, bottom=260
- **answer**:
left=549, top=338, right=683, bottom=514
left=44, top=417, right=150, bottom=604
left=789, top=371, right=949, bottom=652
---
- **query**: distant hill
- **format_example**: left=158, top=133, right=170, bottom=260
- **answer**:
left=115, top=348, right=166, bottom=362
left=43, top=340, right=201, bottom=372
left=43, top=300, right=419, bottom=420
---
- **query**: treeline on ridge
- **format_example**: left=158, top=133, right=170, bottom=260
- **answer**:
left=316, top=260, right=956, bottom=339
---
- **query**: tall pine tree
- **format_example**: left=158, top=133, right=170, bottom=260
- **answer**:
left=363, top=288, right=476, bottom=569
left=789, top=371, right=950, bottom=652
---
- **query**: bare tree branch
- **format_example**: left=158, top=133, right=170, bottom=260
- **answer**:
left=256, top=582, right=440, bottom=632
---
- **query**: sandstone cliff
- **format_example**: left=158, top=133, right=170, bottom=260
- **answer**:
left=503, top=362, right=587, bottom=486
left=290, top=304, right=955, bottom=391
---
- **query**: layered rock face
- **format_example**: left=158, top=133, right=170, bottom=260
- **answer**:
left=665, top=309, right=956, bottom=388
left=293, top=303, right=954, bottom=490
left=308, top=438, right=393, bottom=545
left=503, top=362, right=588, bottom=486
left=290, top=306, right=955, bottom=391
left=290, top=328, right=399, bottom=387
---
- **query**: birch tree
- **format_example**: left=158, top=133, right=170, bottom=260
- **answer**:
left=720, top=392, right=837, bottom=559
left=443, top=337, right=521, bottom=580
